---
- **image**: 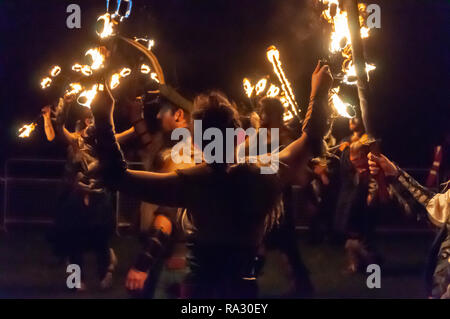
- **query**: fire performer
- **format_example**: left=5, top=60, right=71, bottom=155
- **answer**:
left=43, top=92, right=135, bottom=290
left=252, top=97, right=314, bottom=297
left=124, top=95, right=195, bottom=298
left=334, top=131, right=383, bottom=273
left=368, top=152, right=450, bottom=299
left=90, top=61, right=333, bottom=298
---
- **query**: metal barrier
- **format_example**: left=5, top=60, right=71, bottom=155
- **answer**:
left=0, top=158, right=440, bottom=232
left=0, top=158, right=145, bottom=232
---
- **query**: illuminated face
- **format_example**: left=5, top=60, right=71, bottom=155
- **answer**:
left=350, top=144, right=369, bottom=174
left=349, top=117, right=362, bottom=132
left=157, top=107, right=178, bottom=132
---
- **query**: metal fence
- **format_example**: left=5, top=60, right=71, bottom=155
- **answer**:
left=0, top=158, right=439, bottom=233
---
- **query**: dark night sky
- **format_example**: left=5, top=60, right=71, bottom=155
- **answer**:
left=0, top=0, right=449, bottom=172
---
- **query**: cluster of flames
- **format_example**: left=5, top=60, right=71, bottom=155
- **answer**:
left=140, top=63, right=160, bottom=83
left=319, top=0, right=376, bottom=118
left=40, top=65, right=61, bottom=89
left=243, top=46, right=298, bottom=122
left=22, top=1, right=139, bottom=138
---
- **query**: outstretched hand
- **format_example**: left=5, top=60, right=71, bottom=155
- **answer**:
left=310, top=60, right=333, bottom=98
left=368, top=152, right=399, bottom=177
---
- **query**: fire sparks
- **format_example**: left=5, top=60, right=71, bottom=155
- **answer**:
left=40, top=77, right=52, bottom=89
left=266, top=45, right=299, bottom=117
left=18, top=122, right=37, bottom=138
left=255, top=78, right=267, bottom=96
left=50, top=66, right=61, bottom=77
left=243, top=78, right=254, bottom=98
left=97, top=13, right=115, bottom=39
left=85, top=48, right=105, bottom=70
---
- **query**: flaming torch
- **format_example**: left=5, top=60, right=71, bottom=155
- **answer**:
left=18, top=122, right=37, bottom=138
left=266, top=45, right=300, bottom=119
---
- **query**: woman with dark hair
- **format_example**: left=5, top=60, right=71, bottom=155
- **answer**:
left=91, top=62, right=333, bottom=298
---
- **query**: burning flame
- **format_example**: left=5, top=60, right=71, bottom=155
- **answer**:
left=50, top=66, right=61, bottom=77
left=141, top=64, right=151, bottom=74
left=85, top=48, right=105, bottom=70
left=318, top=0, right=376, bottom=117
left=66, top=83, right=83, bottom=95
left=342, top=62, right=376, bottom=85
left=266, top=46, right=299, bottom=117
left=81, top=65, right=93, bottom=76
left=78, top=84, right=103, bottom=108
left=135, top=38, right=155, bottom=50
left=119, top=67, right=131, bottom=77
left=320, top=0, right=369, bottom=53
left=18, top=122, right=37, bottom=138
left=110, top=73, right=121, bottom=89
left=72, top=63, right=82, bottom=72
left=243, top=78, right=254, bottom=98
left=150, top=72, right=160, bottom=83
left=266, top=84, right=280, bottom=98
left=97, top=13, right=115, bottom=39
left=255, top=78, right=267, bottom=96
left=40, top=77, right=52, bottom=89
left=330, top=88, right=355, bottom=118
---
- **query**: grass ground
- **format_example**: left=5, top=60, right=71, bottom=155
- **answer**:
left=0, top=228, right=435, bottom=299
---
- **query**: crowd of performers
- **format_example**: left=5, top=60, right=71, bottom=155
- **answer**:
left=39, top=61, right=449, bottom=299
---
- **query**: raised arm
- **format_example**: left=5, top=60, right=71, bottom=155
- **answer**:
left=41, top=105, right=55, bottom=141
left=54, top=95, right=78, bottom=144
left=92, top=83, right=186, bottom=207
left=126, top=97, right=156, bottom=152
left=278, top=62, right=332, bottom=183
